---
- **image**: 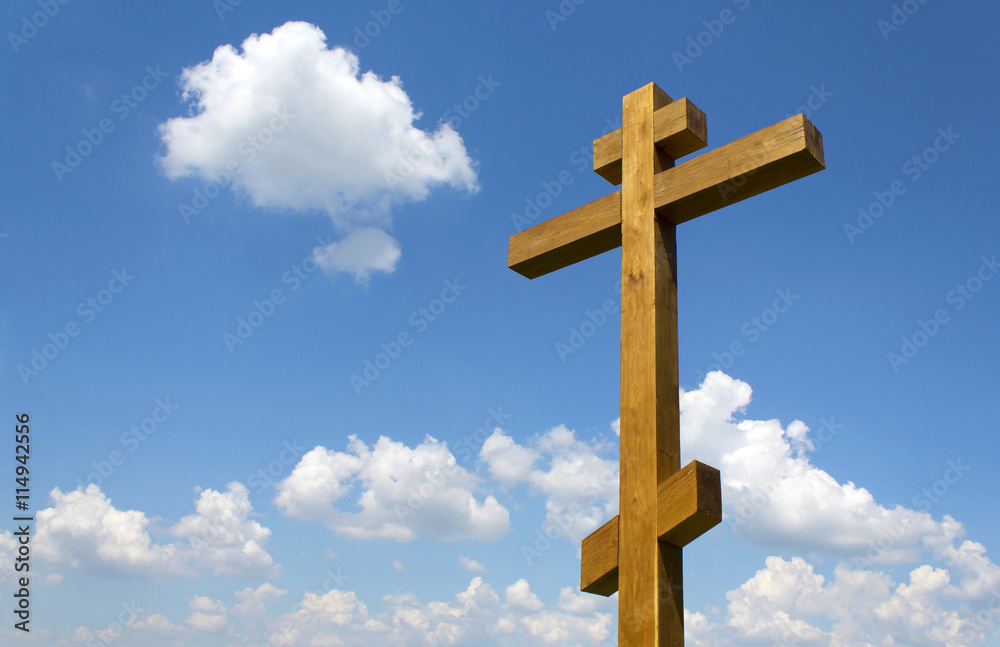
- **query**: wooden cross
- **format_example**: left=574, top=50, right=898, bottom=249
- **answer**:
left=507, top=83, right=825, bottom=646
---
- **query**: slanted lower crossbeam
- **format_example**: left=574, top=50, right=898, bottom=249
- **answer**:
left=580, top=460, right=722, bottom=597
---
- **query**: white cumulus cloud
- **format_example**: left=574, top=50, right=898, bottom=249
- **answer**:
left=266, top=577, right=612, bottom=647
left=459, top=554, right=488, bottom=573
left=312, top=227, right=401, bottom=285
left=34, top=483, right=276, bottom=580
left=157, top=20, right=477, bottom=282
left=35, top=485, right=188, bottom=578
left=274, top=435, right=509, bottom=542
left=505, top=579, right=544, bottom=612
left=187, top=611, right=229, bottom=633
left=169, top=482, right=278, bottom=578
left=677, top=372, right=1000, bottom=646
left=49, top=372, right=1000, bottom=647
left=479, top=425, right=619, bottom=544
left=189, top=595, right=226, bottom=615
left=681, top=371, right=947, bottom=561
left=687, top=553, right=997, bottom=646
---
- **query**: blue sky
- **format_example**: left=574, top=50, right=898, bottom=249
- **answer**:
left=2, top=0, right=999, bottom=644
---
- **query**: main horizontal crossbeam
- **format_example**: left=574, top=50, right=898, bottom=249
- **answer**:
left=508, top=113, right=824, bottom=279
left=508, top=191, right=622, bottom=280
left=654, top=113, right=824, bottom=225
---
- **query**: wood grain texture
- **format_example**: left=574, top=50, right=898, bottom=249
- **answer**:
left=579, top=461, right=723, bottom=598
left=508, top=114, right=824, bottom=280
left=508, top=191, right=621, bottom=279
left=657, top=461, right=722, bottom=547
left=581, top=516, right=619, bottom=596
left=594, top=98, right=709, bottom=185
left=619, top=82, right=683, bottom=647
left=654, top=113, right=824, bottom=223
left=507, top=82, right=828, bottom=647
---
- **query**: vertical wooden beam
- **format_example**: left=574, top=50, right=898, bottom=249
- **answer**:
left=620, top=83, right=683, bottom=646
